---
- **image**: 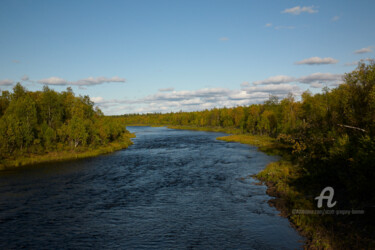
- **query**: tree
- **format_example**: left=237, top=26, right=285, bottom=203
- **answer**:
left=39, top=86, right=63, bottom=129
left=0, top=90, right=11, bottom=117
left=67, top=115, right=88, bottom=148
left=3, top=93, right=37, bottom=151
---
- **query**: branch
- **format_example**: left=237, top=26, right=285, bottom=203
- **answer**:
left=337, top=124, right=367, bottom=133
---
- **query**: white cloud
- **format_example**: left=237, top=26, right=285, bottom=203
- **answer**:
left=158, top=87, right=174, bottom=92
left=244, top=83, right=301, bottom=94
left=354, top=46, right=373, bottom=54
left=142, top=88, right=232, bottom=102
left=21, top=75, right=29, bottom=81
left=70, top=76, right=125, bottom=86
left=282, top=6, right=318, bottom=15
left=298, top=72, right=343, bottom=84
left=253, top=75, right=296, bottom=85
left=37, top=76, right=126, bottom=86
left=0, top=79, right=14, bottom=86
left=90, top=96, right=105, bottom=104
left=295, top=57, right=338, bottom=65
left=265, top=23, right=272, bottom=27
left=12, top=60, right=20, bottom=64
left=38, top=77, right=68, bottom=85
left=310, top=82, right=323, bottom=88
left=219, top=37, right=229, bottom=41
left=252, top=72, right=343, bottom=88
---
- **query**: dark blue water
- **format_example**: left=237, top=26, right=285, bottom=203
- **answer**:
left=0, top=126, right=304, bottom=249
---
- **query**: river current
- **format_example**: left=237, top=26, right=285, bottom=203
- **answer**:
left=0, top=126, right=304, bottom=249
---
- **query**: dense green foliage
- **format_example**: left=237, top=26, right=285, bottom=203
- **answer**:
left=0, top=84, right=131, bottom=166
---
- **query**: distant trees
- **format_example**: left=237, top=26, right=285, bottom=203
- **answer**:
left=0, top=83, right=130, bottom=161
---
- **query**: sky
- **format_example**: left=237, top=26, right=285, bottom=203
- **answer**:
left=1, top=0, right=374, bottom=115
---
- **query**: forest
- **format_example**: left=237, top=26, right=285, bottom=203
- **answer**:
left=0, top=83, right=132, bottom=168
left=122, top=62, right=375, bottom=248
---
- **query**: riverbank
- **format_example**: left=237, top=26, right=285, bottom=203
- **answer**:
left=0, top=133, right=135, bottom=170
left=217, top=133, right=375, bottom=248
left=150, top=125, right=340, bottom=249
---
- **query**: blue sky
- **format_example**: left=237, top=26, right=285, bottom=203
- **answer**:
left=1, top=0, right=374, bottom=114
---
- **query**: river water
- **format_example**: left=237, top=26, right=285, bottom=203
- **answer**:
left=0, top=126, right=304, bottom=249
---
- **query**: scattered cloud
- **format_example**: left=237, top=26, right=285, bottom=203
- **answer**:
left=0, top=79, right=14, bottom=86
left=142, top=88, right=232, bottom=103
left=295, top=57, right=338, bottom=65
left=219, top=37, right=229, bottom=41
left=37, top=76, right=126, bottom=86
left=252, top=72, right=343, bottom=89
left=282, top=6, right=318, bottom=15
left=93, top=85, right=302, bottom=115
left=354, top=46, right=373, bottom=54
left=70, top=76, right=125, bottom=86
left=12, top=60, right=20, bottom=64
left=298, top=72, right=343, bottom=84
left=331, top=16, right=340, bottom=22
left=310, top=82, right=323, bottom=88
left=244, top=83, right=300, bottom=94
left=90, top=96, right=105, bottom=104
left=158, top=87, right=174, bottom=92
left=253, top=75, right=296, bottom=85
left=265, top=23, right=272, bottom=27
left=21, top=75, right=30, bottom=81
left=38, top=77, right=68, bottom=85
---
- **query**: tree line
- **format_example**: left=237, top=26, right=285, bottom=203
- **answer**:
left=123, top=62, right=375, bottom=207
left=0, top=84, right=130, bottom=162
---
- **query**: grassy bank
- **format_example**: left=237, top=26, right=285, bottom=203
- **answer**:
left=256, top=160, right=333, bottom=248
left=0, top=133, right=135, bottom=170
left=215, top=133, right=374, bottom=249
left=216, top=134, right=292, bottom=158
left=166, top=125, right=244, bottom=134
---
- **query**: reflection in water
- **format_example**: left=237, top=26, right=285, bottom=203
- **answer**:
left=0, top=126, right=304, bottom=249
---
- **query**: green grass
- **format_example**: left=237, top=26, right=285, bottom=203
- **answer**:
left=256, top=160, right=334, bottom=248
left=166, top=125, right=244, bottom=134
left=0, top=133, right=135, bottom=170
left=216, top=134, right=293, bottom=160
left=125, top=123, right=166, bottom=127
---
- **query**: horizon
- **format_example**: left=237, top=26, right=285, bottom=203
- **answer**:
left=1, top=0, right=374, bottom=115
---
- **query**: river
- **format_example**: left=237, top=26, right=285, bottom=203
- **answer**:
left=0, top=126, right=304, bottom=249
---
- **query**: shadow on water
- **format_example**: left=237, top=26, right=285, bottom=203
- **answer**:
left=0, top=126, right=304, bottom=249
